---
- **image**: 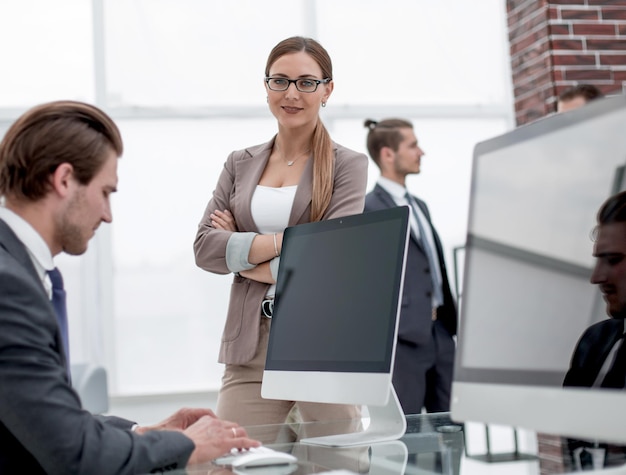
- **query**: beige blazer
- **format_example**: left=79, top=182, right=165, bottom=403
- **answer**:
left=194, top=138, right=368, bottom=364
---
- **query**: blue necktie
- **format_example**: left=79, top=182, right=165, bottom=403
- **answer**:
left=405, top=193, right=444, bottom=306
left=47, top=268, right=70, bottom=365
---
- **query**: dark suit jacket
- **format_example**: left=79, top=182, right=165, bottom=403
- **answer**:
left=364, top=185, right=457, bottom=345
left=0, top=219, right=194, bottom=474
left=562, top=318, right=626, bottom=464
left=563, top=318, right=624, bottom=387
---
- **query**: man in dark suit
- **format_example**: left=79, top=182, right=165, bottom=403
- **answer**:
left=363, top=118, right=457, bottom=414
left=0, top=100, right=259, bottom=474
left=561, top=190, right=626, bottom=469
left=564, top=190, right=626, bottom=389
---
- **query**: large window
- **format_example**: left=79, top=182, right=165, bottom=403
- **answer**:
left=0, top=0, right=514, bottom=395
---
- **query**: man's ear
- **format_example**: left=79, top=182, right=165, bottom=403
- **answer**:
left=49, top=163, right=75, bottom=198
left=380, top=146, right=395, bottom=169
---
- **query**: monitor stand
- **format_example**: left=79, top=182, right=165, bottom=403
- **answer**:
left=301, top=385, right=407, bottom=447
left=369, top=440, right=408, bottom=475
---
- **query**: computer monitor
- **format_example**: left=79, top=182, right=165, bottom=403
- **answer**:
left=261, top=207, right=410, bottom=447
left=451, top=94, right=626, bottom=474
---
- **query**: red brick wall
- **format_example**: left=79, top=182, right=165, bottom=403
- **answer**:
left=507, top=0, right=626, bottom=125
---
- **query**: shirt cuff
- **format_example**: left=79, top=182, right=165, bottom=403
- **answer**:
left=225, top=232, right=258, bottom=272
left=269, top=256, right=280, bottom=281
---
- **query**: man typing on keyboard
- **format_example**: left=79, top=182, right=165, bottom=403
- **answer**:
left=0, top=101, right=261, bottom=474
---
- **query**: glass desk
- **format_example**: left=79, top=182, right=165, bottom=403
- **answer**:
left=171, top=413, right=471, bottom=475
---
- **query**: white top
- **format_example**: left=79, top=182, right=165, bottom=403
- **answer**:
left=250, top=185, right=296, bottom=234
left=0, top=206, right=54, bottom=297
left=250, top=185, right=297, bottom=297
left=376, top=177, right=443, bottom=307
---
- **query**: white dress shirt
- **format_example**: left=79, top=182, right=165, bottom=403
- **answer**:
left=0, top=206, right=55, bottom=297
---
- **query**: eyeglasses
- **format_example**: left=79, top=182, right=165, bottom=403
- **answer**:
left=265, top=77, right=331, bottom=93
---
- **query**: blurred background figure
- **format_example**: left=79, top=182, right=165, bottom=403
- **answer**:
left=557, top=84, right=604, bottom=113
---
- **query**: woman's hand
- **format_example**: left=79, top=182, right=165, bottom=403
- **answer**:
left=211, top=209, right=237, bottom=232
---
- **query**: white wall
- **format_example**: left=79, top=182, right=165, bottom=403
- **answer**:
left=0, top=0, right=515, bottom=396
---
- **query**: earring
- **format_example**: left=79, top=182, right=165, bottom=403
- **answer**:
left=266, top=96, right=269, bottom=103
left=321, top=101, right=327, bottom=108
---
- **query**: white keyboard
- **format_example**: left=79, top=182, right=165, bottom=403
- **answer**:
left=214, top=446, right=297, bottom=469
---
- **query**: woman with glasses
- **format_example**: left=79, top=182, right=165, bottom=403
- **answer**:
left=194, top=36, right=368, bottom=429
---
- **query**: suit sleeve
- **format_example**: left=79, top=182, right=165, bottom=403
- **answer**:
left=194, top=150, right=248, bottom=275
left=0, top=265, right=194, bottom=475
left=322, top=149, right=369, bottom=220
left=95, top=414, right=134, bottom=429
left=364, top=186, right=392, bottom=214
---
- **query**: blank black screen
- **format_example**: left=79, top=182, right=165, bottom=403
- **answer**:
left=265, top=207, right=409, bottom=373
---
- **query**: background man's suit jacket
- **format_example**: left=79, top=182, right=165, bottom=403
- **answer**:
left=0, top=219, right=194, bottom=474
left=563, top=318, right=624, bottom=388
left=194, top=138, right=368, bottom=365
left=562, top=318, right=626, bottom=465
left=364, top=184, right=457, bottom=345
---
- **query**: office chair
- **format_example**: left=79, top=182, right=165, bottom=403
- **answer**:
left=71, top=363, right=110, bottom=415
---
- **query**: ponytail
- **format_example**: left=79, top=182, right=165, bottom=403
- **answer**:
left=310, top=118, right=334, bottom=222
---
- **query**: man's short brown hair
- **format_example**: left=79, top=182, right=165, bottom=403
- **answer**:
left=364, top=118, right=414, bottom=168
left=0, top=100, right=123, bottom=201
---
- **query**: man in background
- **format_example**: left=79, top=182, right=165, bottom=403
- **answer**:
left=0, top=100, right=259, bottom=474
left=561, top=190, right=626, bottom=469
left=557, top=84, right=604, bottom=113
left=565, top=190, right=626, bottom=389
left=363, top=118, right=457, bottom=414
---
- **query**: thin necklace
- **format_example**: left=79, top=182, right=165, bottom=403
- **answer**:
left=276, top=144, right=310, bottom=166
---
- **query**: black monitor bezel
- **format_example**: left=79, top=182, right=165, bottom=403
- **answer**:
left=265, top=206, right=409, bottom=373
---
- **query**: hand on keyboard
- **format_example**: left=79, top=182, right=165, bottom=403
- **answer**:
left=183, top=417, right=260, bottom=466
left=214, top=446, right=297, bottom=468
